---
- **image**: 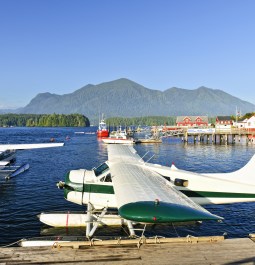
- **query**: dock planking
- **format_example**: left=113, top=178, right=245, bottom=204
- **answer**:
left=0, top=237, right=255, bottom=265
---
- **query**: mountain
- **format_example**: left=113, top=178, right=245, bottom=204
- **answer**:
left=18, top=78, right=255, bottom=121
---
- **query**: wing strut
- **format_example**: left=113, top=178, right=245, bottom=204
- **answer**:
left=127, top=221, right=147, bottom=238
left=85, top=204, right=108, bottom=238
left=88, top=207, right=108, bottom=238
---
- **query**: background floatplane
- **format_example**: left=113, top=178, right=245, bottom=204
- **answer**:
left=38, top=144, right=255, bottom=241
left=0, top=143, right=64, bottom=179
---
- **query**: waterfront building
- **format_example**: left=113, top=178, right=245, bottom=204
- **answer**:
left=215, top=116, right=233, bottom=132
left=234, top=115, right=255, bottom=132
left=176, top=116, right=208, bottom=127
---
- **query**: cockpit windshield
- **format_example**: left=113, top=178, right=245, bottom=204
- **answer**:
left=93, top=162, right=109, bottom=177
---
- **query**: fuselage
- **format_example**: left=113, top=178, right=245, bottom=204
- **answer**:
left=62, top=159, right=255, bottom=209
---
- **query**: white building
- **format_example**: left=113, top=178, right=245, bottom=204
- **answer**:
left=245, top=115, right=255, bottom=131
left=234, top=115, right=255, bottom=131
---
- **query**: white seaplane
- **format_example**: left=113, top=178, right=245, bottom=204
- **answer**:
left=0, top=143, right=64, bottom=179
left=38, top=144, right=255, bottom=240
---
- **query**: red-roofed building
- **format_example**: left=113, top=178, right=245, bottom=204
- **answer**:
left=176, top=116, right=208, bottom=127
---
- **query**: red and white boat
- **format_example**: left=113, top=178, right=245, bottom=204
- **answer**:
left=97, top=117, right=109, bottom=138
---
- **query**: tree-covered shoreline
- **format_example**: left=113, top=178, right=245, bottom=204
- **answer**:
left=106, top=116, right=217, bottom=126
left=0, top=114, right=90, bottom=127
left=106, top=116, right=176, bottom=126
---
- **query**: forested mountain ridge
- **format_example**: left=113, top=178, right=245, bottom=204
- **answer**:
left=17, top=78, right=255, bottom=121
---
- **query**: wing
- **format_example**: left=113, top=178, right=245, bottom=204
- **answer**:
left=108, top=144, right=222, bottom=223
left=0, top=143, right=64, bottom=151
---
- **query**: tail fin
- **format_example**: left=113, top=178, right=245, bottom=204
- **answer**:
left=233, top=154, right=255, bottom=180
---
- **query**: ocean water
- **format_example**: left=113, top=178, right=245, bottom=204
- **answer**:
left=0, top=127, right=255, bottom=246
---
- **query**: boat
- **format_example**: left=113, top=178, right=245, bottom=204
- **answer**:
left=97, top=116, right=109, bottom=138
left=102, top=126, right=134, bottom=144
left=135, top=138, right=162, bottom=144
left=135, top=128, right=162, bottom=143
left=75, top=132, right=96, bottom=135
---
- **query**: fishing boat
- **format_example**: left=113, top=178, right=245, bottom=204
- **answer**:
left=102, top=126, right=134, bottom=144
left=135, top=127, right=162, bottom=143
left=97, top=116, right=109, bottom=138
left=135, top=137, right=162, bottom=144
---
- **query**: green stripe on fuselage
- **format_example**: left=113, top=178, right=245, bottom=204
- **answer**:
left=64, top=179, right=255, bottom=199
left=181, top=190, right=255, bottom=198
left=64, top=183, right=114, bottom=194
left=83, top=184, right=114, bottom=194
left=64, top=183, right=114, bottom=199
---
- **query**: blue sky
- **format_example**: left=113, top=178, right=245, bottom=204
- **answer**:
left=1, top=0, right=255, bottom=109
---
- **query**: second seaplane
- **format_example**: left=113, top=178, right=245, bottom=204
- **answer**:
left=38, top=144, right=255, bottom=239
left=0, top=143, right=64, bottom=179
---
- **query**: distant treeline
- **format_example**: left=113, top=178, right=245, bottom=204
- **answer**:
left=0, top=114, right=90, bottom=127
left=106, top=116, right=176, bottom=126
left=238, top=112, right=255, bottom=120
left=106, top=116, right=217, bottom=126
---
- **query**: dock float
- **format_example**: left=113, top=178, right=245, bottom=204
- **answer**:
left=0, top=236, right=255, bottom=264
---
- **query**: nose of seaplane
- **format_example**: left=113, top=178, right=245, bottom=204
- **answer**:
left=57, top=169, right=95, bottom=205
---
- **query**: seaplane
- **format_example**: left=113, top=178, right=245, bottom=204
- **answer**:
left=0, top=143, right=64, bottom=179
left=38, top=144, right=255, bottom=240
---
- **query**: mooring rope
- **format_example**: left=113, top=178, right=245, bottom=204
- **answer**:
left=172, top=223, right=180, bottom=237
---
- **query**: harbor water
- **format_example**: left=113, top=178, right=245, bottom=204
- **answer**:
left=1, top=127, right=255, bottom=246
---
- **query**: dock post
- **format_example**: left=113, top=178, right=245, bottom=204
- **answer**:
left=184, top=131, right=188, bottom=143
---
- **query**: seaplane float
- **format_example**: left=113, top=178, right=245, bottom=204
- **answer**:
left=33, top=144, right=255, bottom=247
left=0, top=143, right=64, bottom=179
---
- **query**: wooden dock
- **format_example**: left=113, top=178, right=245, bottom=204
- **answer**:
left=182, top=128, right=255, bottom=145
left=1, top=236, right=255, bottom=264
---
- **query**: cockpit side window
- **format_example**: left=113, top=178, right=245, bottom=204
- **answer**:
left=99, top=173, right=112, bottom=182
left=94, top=162, right=109, bottom=177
